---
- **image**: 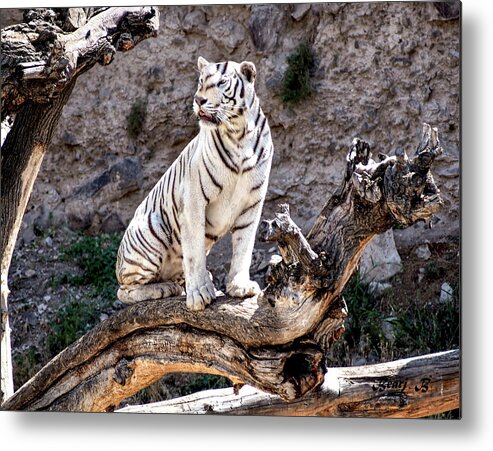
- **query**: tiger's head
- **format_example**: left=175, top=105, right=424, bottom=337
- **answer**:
left=193, top=56, right=257, bottom=131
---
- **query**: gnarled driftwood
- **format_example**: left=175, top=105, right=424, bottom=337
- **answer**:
left=2, top=123, right=448, bottom=414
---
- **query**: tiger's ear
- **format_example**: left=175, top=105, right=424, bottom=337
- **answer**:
left=197, top=56, right=209, bottom=71
left=240, top=61, right=256, bottom=83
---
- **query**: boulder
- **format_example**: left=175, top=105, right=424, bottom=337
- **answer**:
left=360, top=230, right=402, bottom=284
left=439, top=282, right=454, bottom=303
left=72, top=157, right=142, bottom=202
left=66, top=157, right=142, bottom=231
left=181, top=9, right=207, bottom=33
left=368, top=281, right=393, bottom=297
left=433, top=2, right=460, bottom=20
left=207, top=19, right=245, bottom=53
left=291, top=4, right=311, bottom=22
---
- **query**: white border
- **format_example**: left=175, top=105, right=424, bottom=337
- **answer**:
left=1, top=1, right=492, bottom=450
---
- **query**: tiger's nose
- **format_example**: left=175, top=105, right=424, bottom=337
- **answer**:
left=194, top=95, right=207, bottom=106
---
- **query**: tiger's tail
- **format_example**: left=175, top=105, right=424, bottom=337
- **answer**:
left=117, top=282, right=184, bottom=304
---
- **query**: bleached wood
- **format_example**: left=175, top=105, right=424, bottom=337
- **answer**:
left=118, top=350, right=459, bottom=418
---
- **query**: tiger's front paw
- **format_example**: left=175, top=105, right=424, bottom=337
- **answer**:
left=226, top=276, right=261, bottom=299
left=186, top=276, right=216, bottom=311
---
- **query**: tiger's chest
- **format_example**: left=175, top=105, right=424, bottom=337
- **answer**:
left=187, top=128, right=272, bottom=240
left=204, top=169, right=261, bottom=236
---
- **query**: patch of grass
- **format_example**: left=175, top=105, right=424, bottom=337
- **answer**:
left=328, top=273, right=460, bottom=367
left=14, top=233, right=123, bottom=380
left=389, top=290, right=460, bottom=356
left=61, top=232, right=122, bottom=303
left=128, top=381, right=173, bottom=406
left=176, top=374, right=232, bottom=397
left=281, top=41, right=316, bottom=105
left=123, top=373, right=232, bottom=407
left=49, top=273, right=60, bottom=289
left=126, top=98, right=147, bottom=139
left=423, top=261, right=446, bottom=281
left=337, top=275, right=386, bottom=358
left=13, top=346, right=43, bottom=389
left=46, top=299, right=100, bottom=356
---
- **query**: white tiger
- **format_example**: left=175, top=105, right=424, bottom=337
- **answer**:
left=116, top=56, right=274, bottom=311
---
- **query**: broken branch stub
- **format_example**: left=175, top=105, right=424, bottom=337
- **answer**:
left=1, top=7, right=160, bottom=119
left=384, top=124, right=443, bottom=225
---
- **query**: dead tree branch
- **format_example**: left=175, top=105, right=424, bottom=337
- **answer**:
left=1, top=123, right=448, bottom=414
left=0, top=6, right=160, bottom=404
left=117, top=350, right=459, bottom=418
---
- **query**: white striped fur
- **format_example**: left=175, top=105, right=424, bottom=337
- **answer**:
left=116, top=57, right=274, bottom=310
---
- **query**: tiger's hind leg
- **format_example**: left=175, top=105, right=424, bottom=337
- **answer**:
left=117, top=282, right=185, bottom=305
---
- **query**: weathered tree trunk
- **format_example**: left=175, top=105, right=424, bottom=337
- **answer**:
left=0, top=7, right=160, bottom=403
left=1, top=82, right=76, bottom=401
left=117, top=350, right=460, bottom=417
left=1, top=122, right=446, bottom=414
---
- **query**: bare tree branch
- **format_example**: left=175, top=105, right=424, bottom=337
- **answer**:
left=118, top=350, right=459, bottom=418
left=1, top=123, right=449, bottom=414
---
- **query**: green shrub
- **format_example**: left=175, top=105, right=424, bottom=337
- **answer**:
left=177, top=374, right=232, bottom=396
left=126, top=98, right=147, bottom=139
left=61, top=232, right=122, bottom=302
left=389, top=290, right=460, bottom=355
left=340, top=274, right=385, bottom=353
left=328, top=274, right=460, bottom=366
left=124, top=373, right=232, bottom=407
left=423, top=261, right=446, bottom=280
left=281, top=42, right=316, bottom=105
left=43, top=233, right=122, bottom=362
left=13, top=346, right=42, bottom=389
left=46, top=300, right=99, bottom=356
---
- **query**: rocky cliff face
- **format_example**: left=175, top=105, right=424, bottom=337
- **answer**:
left=4, top=3, right=459, bottom=248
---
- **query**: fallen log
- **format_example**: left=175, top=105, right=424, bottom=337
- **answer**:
left=118, top=349, right=460, bottom=418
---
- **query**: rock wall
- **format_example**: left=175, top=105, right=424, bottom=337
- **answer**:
left=5, top=3, right=460, bottom=247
